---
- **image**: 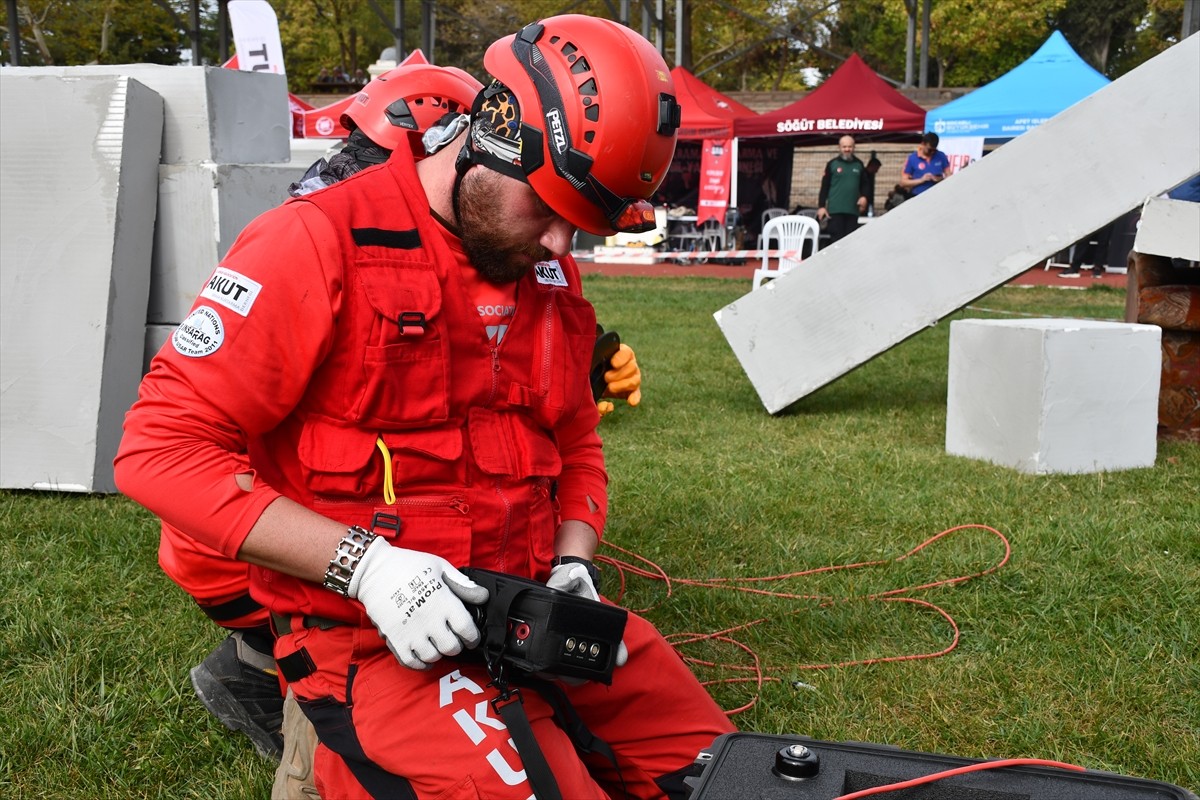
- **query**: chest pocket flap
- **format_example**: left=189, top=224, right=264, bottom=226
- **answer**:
left=359, top=265, right=443, bottom=325
left=355, top=265, right=449, bottom=427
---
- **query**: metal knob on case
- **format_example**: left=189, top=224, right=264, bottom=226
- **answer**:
left=773, top=743, right=820, bottom=780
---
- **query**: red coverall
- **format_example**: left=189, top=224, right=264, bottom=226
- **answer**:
left=115, top=148, right=733, bottom=798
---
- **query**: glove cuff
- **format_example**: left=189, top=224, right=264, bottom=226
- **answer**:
left=551, top=555, right=601, bottom=595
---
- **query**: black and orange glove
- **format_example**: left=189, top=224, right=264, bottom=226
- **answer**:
left=598, top=343, right=641, bottom=417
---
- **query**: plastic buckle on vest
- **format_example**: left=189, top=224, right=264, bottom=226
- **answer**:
left=397, top=311, right=427, bottom=335
left=370, top=512, right=402, bottom=536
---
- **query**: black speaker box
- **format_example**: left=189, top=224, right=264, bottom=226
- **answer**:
left=684, top=733, right=1197, bottom=800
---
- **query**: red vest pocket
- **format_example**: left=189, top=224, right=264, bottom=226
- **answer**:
left=467, top=407, right=562, bottom=479
left=353, top=266, right=450, bottom=426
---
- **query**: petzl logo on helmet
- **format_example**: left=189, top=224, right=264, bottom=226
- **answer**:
left=545, top=108, right=568, bottom=155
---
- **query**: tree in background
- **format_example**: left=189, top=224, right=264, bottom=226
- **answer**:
left=1109, top=0, right=1187, bottom=73
left=686, top=0, right=833, bottom=91
left=826, top=0, right=1187, bottom=86
left=5, top=0, right=182, bottom=65
left=1053, top=0, right=1148, bottom=72
left=4, top=0, right=1189, bottom=91
left=826, top=0, right=1067, bottom=87
left=1055, top=0, right=1186, bottom=74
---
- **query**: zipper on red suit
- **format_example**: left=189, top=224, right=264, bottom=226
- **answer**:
left=313, top=494, right=470, bottom=515
left=486, top=344, right=500, bottom=405
left=538, top=292, right=556, bottom=396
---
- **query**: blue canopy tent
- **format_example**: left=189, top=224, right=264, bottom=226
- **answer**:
left=926, top=31, right=1110, bottom=141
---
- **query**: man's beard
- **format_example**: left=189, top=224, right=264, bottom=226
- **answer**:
left=454, top=168, right=553, bottom=285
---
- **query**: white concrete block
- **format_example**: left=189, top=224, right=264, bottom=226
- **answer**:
left=0, top=74, right=163, bottom=493
left=2, top=65, right=289, bottom=164
left=150, top=161, right=303, bottom=324
left=1134, top=196, right=1200, bottom=261
left=945, top=319, right=1161, bottom=474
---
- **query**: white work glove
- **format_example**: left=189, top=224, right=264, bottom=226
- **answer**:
left=547, top=561, right=628, bottom=668
left=348, top=538, right=489, bottom=670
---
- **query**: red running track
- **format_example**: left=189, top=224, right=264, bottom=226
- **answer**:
left=579, top=256, right=1130, bottom=290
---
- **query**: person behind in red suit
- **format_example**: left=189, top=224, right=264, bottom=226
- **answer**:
left=116, top=14, right=733, bottom=799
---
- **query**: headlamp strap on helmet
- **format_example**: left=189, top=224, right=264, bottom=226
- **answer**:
left=458, top=80, right=528, bottom=182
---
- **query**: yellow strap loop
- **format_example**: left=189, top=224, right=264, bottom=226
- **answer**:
left=375, top=436, right=396, bottom=505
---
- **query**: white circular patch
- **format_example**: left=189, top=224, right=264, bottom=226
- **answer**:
left=315, top=116, right=335, bottom=136
left=172, top=306, right=225, bottom=358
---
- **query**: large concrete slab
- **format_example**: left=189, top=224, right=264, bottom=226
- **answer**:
left=2, top=65, right=289, bottom=165
left=150, top=160, right=306, bottom=324
left=714, top=35, right=1200, bottom=413
left=1, top=74, right=163, bottom=492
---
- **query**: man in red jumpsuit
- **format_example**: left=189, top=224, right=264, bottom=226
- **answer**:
left=135, top=59, right=647, bottom=773
left=116, top=14, right=733, bottom=799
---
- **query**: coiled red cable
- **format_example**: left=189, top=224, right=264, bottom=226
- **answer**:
left=597, top=524, right=1012, bottom=715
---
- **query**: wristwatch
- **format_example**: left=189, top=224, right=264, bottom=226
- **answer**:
left=551, top=554, right=601, bottom=594
left=323, top=526, right=377, bottom=597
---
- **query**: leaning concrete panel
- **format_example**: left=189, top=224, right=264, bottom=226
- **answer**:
left=714, top=35, right=1200, bottom=413
left=149, top=160, right=311, bottom=324
left=0, top=74, right=163, bottom=492
left=2, top=65, right=288, bottom=165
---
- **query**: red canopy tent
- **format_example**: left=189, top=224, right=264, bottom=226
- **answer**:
left=735, top=53, right=924, bottom=141
left=672, top=66, right=757, bottom=139
left=668, top=67, right=761, bottom=225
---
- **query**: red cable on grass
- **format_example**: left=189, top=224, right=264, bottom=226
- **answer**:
left=597, top=524, right=1011, bottom=714
left=832, top=758, right=1086, bottom=799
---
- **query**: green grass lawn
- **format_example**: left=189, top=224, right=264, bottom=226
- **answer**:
left=2, top=277, right=1197, bottom=798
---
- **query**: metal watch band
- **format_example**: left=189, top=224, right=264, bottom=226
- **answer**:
left=551, top=554, right=602, bottom=594
left=323, top=526, right=377, bottom=597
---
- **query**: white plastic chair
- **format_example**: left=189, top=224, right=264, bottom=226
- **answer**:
left=756, top=207, right=789, bottom=250
left=752, top=215, right=820, bottom=290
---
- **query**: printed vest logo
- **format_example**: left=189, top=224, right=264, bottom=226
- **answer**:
left=201, top=267, right=262, bottom=317
left=534, top=260, right=568, bottom=287
left=172, top=306, right=225, bottom=358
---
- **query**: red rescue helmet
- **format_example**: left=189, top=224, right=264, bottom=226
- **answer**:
left=343, top=63, right=483, bottom=154
left=468, top=15, right=681, bottom=236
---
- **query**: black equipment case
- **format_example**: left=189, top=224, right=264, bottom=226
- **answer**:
left=684, top=733, right=1197, bottom=800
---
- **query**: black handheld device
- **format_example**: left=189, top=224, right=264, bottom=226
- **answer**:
left=590, top=327, right=622, bottom=402
left=461, top=567, right=627, bottom=685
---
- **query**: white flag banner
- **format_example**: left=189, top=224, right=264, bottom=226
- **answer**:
left=941, top=136, right=984, bottom=176
left=229, top=1, right=286, bottom=76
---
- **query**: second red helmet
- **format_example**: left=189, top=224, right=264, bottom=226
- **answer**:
left=343, top=63, right=483, bottom=154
